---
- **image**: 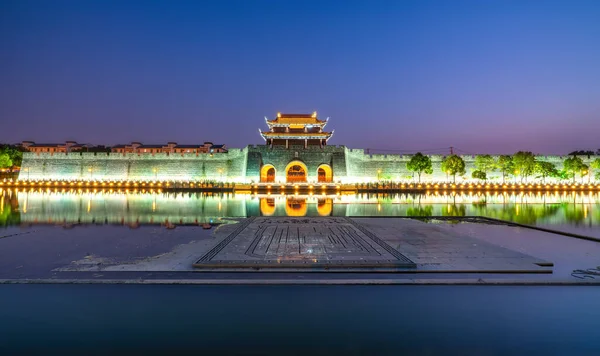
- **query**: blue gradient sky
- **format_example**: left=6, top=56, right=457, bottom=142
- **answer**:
left=1, top=0, right=599, bottom=154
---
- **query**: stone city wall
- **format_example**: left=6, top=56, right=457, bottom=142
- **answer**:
left=18, top=145, right=598, bottom=183
left=19, top=148, right=248, bottom=182
left=245, top=145, right=347, bottom=183
left=345, top=148, right=598, bottom=183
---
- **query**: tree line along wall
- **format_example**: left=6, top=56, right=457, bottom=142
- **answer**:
left=18, top=149, right=249, bottom=182
left=344, top=149, right=598, bottom=183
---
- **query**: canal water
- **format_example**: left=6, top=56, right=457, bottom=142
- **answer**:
left=1, top=284, right=599, bottom=354
left=2, top=189, right=599, bottom=237
left=1, top=190, right=599, bottom=354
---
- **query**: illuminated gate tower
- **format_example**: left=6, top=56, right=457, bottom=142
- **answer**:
left=259, top=112, right=333, bottom=149
left=258, top=112, right=335, bottom=183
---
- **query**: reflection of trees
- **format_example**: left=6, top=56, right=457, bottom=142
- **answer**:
left=406, top=205, right=433, bottom=217
left=442, top=204, right=466, bottom=217
left=0, top=193, right=20, bottom=227
left=563, top=204, right=586, bottom=226
left=472, top=203, right=561, bottom=225
left=593, top=207, right=600, bottom=223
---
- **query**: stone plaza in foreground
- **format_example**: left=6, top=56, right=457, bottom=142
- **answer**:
left=4, top=215, right=594, bottom=284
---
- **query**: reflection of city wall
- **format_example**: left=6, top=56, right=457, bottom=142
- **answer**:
left=4, top=190, right=598, bottom=226
left=339, top=192, right=599, bottom=225
left=258, top=197, right=337, bottom=217
left=17, top=191, right=251, bottom=225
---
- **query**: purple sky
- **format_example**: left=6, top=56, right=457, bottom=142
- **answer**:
left=1, top=0, right=599, bottom=154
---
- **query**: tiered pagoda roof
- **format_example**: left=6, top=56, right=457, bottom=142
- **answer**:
left=265, top=112, right=328, bottom=128
left=259, top=112, right=333, bottom=147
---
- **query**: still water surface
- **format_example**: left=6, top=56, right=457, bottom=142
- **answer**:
left=0, top=284, right=599, bottom=354
left=1, top=192, right=599, bottom=354
left=1, top=190, right=599, bottom=230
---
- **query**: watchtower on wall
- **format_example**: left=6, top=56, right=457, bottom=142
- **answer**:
left=259, top=112, right=333, bottom=149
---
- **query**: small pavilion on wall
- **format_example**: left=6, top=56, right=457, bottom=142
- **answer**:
left=259, top=112, right=333, bottom=149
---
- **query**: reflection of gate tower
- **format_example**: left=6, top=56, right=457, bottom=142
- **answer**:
left=259, top=112, right=333, bottom=149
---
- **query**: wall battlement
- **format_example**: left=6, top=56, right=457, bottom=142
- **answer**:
left=19, top=149, right=249, bottom=182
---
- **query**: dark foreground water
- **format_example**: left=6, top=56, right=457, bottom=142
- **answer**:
left=1, top=285, right=599, bottom=355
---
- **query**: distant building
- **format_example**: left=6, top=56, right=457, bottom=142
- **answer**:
left=111, top=142, right=227, bottom=155
left=20, top=141, right=89, bottom=153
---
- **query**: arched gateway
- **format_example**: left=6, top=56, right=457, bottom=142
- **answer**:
left=317, top=164, right=333, bottom=183
left=285, top=161, right=307, bottom=183
left=260, top=164, right=276, bottom=183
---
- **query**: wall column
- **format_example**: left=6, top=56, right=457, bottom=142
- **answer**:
left=304, top=139, right=307, bottom=148
left=286, top=139, right=289, bottom=149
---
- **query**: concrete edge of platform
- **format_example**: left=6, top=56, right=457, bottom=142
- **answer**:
left=1, top=278, right=598, bottom=286
left=188, top=268, right=552, bottom=273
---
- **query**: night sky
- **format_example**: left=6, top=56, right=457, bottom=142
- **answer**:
left=1, top=0, right=599, bottom=154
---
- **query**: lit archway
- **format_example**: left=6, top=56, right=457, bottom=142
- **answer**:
left=317, top=164, right=333, bottom=183
left=285, top=198, right=307, bottom=216
left=260, top=164, right=276, bottom=183
left=285, top=161, right=307, bottom=183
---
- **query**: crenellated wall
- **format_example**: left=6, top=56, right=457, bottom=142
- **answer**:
left=18, top=145, right=599, bottom=183
left=19, top=148, right=249, bottom=182
left=345, top=150, right=598, bottom=183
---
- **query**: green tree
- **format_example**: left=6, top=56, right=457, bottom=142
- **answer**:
left=0, top=144, right=24, bottom=171
left=441, top=154, right=466, bottom=183
left=563, top=156, right=588, bottom=183
left=472, top=170, right=486, bottom=181
left=406, top=152, right=433, bottom=183
left=0, top=153, right=12, bottom=170
left=512, top=151, right=536, bottom=183
left=534, top=161, right=558, bottom=183
left=496, top=155, right=514, bottom=183
left=474, top=155, right=496, bottom=176
left=590, top=158, right=600, bottom=182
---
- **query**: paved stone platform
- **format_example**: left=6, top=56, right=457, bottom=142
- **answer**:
left=2, top=216, right=580, bottom=282
left=354, top=218, right=552, bottom=273
left=194, top=217, right=553, bottom=273
left=193, top=217, right=416, bottom=270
